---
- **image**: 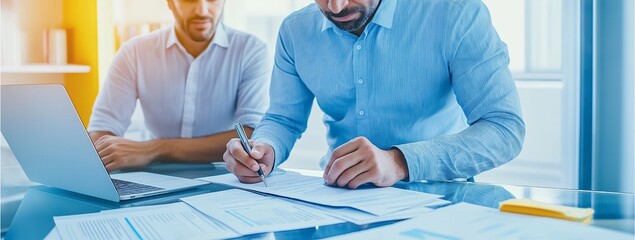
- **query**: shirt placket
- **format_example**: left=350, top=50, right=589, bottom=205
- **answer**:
left=352, top=37, right=368, bottom=136
left=181, top=59, right=199, bottom=138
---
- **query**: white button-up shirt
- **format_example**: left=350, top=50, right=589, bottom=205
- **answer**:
left=89, top=23, right=271, bottom=139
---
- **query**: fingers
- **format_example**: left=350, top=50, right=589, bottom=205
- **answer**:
left=346, top=171, right=375, bottom=189
left=334, top=161, right=369, bottom=188
left=237, top=175, right=265, bottom=184
left=226, top=138, right=259, bottom=171
left=98, top=144, right=115, bottom=159
left=223, top=147, right=259, bottom=178
left=250, top=142, right=270, bottom=160
left=324, top=152, right=363, bottom=185
left=251, top=143, right=275, bottom=176
left=224, top=139, right=276, bottom=183
left=93, top=137, right=108, bottom=152
left=93, top=135, right=117, bottom=151
left=325, top=137, right=365, bottom=176
left=105, top=161, right=119, bottom=172
left=101, top=151, right=125, bottom=172
left=101, top=153, right=115, bottom=165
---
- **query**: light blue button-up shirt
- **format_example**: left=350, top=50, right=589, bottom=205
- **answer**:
left=253, top=0, right=525, bottom=181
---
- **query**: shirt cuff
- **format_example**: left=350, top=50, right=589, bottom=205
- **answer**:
left=393, top=141, right=439, bottom=182
left=87, top=121, right=126, bottom=137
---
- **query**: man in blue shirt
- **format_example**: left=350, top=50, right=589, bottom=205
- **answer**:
left=224, top=0, right=525, bottom=189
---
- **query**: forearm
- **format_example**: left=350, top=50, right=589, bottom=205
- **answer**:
left=395, top=115, right=525, bottom=181
left=151, top=128, right=253, bottom=163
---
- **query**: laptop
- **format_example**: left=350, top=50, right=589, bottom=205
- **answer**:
left=0, top=84, right=208, bottom=202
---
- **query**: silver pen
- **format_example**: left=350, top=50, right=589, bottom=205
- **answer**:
left=234, top=122, right=268, bottom=187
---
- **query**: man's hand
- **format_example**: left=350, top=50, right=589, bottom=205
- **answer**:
left=223, top=139, right=275, bottom=183
left=323, top=137, right=409, bottom=189
left=93, top=135, right=159, bottom=172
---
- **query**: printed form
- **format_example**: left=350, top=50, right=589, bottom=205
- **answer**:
left=53, top=202, right=238, bottom=240
left=181, top=189, right=344, bottom=236
left=287, top=198, right=439, bottom=225
left=198, top=172, right=441, bottom=216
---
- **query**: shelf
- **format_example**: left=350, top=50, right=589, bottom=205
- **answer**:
left=0, top=64, right=91, bottom=74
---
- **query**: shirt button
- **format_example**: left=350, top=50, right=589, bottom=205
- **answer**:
left=357, top=78, right=364, bottom=85
left=359, top=110, right=365, bottom=116
left=355, top=45, right=362, bottom=50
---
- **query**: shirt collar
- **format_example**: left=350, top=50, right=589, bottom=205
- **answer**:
left=165, top=22, right=229, bottom=49
left=321, top=0, right=397, bottom=32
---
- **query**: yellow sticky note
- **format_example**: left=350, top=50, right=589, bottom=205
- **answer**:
left=499, top=199, right=594, bottom=224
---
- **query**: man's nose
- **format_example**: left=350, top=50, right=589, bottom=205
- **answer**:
left=328, top=0, right=349, bottom=14
left=195, top=0, right=210, bottom=16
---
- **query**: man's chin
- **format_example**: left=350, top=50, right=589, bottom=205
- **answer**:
left=333, top=21, right=363, bottom=32
left=188, top=31, right=214, bottom=42
left=327, top=15, right=363, bottom=31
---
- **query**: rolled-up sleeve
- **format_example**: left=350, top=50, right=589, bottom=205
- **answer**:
left=395, top=0, right=525, bottom=181
left=234, top=38, right=272, bottom=129
left=88, top=42, right=138, bottom=136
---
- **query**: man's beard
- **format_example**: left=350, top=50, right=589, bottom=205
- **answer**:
left=182, top=17, right=216, bottom=42
left=325, top=6, right=370, bottom=32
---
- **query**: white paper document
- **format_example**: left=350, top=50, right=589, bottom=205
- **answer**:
left=198, top=173, right=442, bottom=216
left=286, top=198, right=437, bottom=225
left=327, top=203, right=635, bottom=240
left=54, top=202, right=238, bottom=240
left=44, top=227, right=61, bottom=240
left=181, top=189, right=344, bottom=235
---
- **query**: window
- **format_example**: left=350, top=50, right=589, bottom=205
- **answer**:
left=477, top=0, right=579, bottom=189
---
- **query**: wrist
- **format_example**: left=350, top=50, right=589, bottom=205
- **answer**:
left=146, top=139, right=170, bottom=161
left=389, top=148, right=409, bottom=181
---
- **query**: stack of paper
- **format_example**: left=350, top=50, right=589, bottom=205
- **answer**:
left=47, top=172, right=446, bottom=239
left=197, top=172, right=443, bottom=216
left=52, top=202, right=239, bottom=240
left=326, top=203, right=633, bottom=240
left=181, top=189, right=345, bottom=236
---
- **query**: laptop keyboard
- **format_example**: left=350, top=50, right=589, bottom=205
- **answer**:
left=112, top=179, right=164, bottom=196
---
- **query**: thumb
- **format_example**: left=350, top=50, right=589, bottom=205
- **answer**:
left=250, top=143, right=268, bottom=159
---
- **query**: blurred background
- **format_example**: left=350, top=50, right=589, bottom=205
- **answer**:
left=1, top=0, right=633, bottom=197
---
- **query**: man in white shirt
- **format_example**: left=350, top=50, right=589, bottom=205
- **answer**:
left=88, top=0, right=270, bottom=172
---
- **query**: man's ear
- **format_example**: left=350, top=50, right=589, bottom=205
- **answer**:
left=166, top=0, right=175, bottom=12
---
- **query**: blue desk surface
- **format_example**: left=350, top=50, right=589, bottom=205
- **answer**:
left=2, top=163, right=634, bottom=239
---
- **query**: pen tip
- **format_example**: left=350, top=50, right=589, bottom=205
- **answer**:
left=261, top=176, right=268, bottom=187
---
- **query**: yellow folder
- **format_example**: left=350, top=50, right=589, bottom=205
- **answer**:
left=499, top=199, right=594, bottom=224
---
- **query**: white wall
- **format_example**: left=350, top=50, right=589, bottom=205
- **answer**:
left=98, top=0, right=116, bottom=86
left=113, top=0, right=172, bottom=25
left=482, top=0, right=526, bottom=72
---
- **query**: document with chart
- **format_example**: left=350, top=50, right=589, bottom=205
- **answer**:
left=53, top=202, right=238, bottom=240
left=181, top=189, right=344, bottom=235
left=198, top=172, right=442, bottom=216
left=287, top=197, right=449, bottom=225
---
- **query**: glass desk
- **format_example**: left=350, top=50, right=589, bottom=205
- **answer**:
left=1, top=163, right=633, bottom=239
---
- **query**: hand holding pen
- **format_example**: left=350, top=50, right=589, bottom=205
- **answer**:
left=223, top=123, right=275, bottom=186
